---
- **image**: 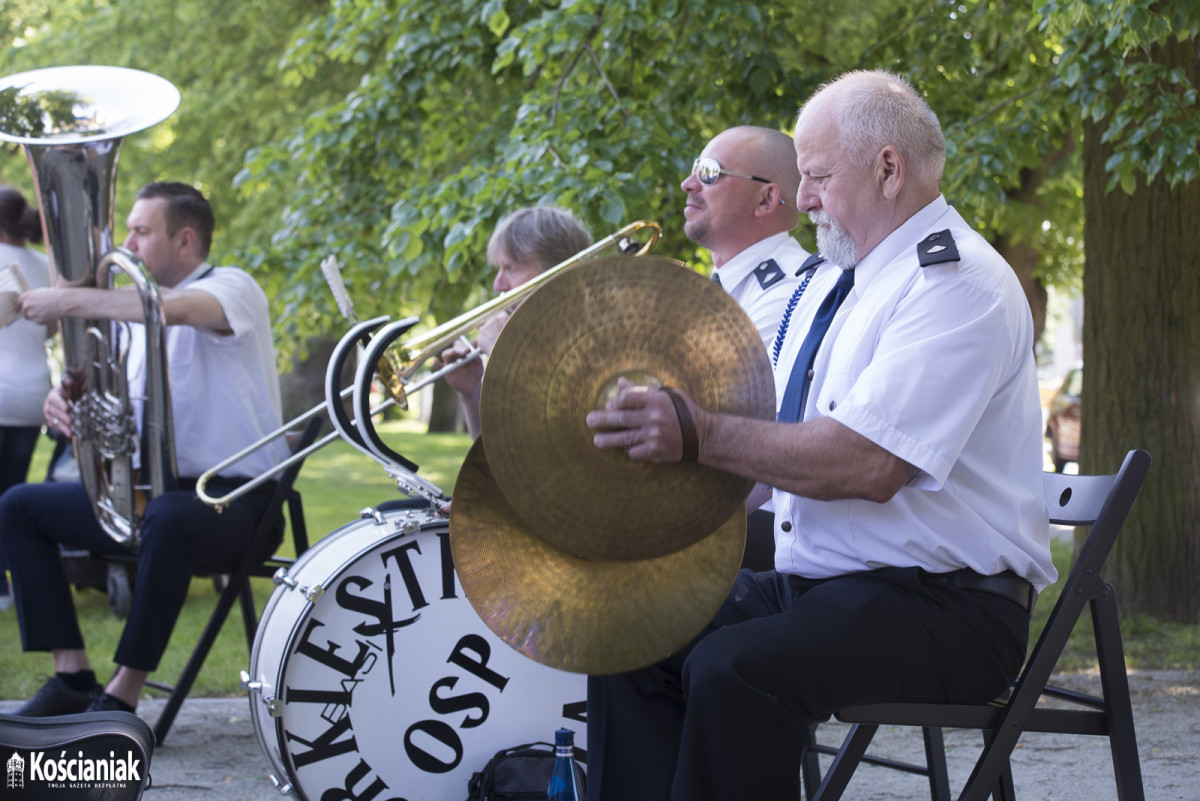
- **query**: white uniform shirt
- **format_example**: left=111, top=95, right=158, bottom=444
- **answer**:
left=712, top=232, right=811, bottom=353
left=772, top=196, right=1056, bottom=591
left=127, top=264, right=288, bottom=479
left=0, top=244, right=52, bottom=426
left=713, top=233, right=818, bottom=517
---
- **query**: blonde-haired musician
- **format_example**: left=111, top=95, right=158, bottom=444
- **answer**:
left=435, top=206, right=593, bottom=440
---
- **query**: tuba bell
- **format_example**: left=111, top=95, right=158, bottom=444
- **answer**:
left=0, top=65, right=182, bottom=548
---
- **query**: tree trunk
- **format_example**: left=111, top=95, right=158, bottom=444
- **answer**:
left=1079, top=36, right=1200, bottom=622
left=994, top=145, right=1076, bottom=349
left=426, top=378, right=464, bottom=433
left=278, top=337, right=334, bottom=425
left=278, top=336, right=356, bottom=431
left=995, top=235, right=1047, bottom=347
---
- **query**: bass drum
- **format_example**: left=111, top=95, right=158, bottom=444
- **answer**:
left=244, top=504, right=586, bottom=800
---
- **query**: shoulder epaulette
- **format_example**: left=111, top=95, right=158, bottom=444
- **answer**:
left=917, top=229, right=960, bottom=267
left=753, top=258, right=785, bottom=289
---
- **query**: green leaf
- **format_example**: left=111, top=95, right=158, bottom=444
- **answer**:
left=599, top=194, right=626, bottom=226
left=1119, top=167, right=1137, bottom=195
left=484, top=2, right=511, bottom=38
left=1062, top=60, right=1082, bottom=88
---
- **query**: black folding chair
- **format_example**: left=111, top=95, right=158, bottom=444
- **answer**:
left=804, top=448, right=1152, bottom=801
left=142, top=416, right=322, bottom=743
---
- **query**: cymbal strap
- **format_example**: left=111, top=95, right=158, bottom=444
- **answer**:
left=662, top=387, right=698, bottom=462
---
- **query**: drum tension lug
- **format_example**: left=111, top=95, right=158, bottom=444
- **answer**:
left=360, top=506, right=386, bottom=525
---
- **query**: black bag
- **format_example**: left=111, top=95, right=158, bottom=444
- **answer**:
left=466, top=740, right=586, bottom=801
left=0, top=710, right=154, bottom=800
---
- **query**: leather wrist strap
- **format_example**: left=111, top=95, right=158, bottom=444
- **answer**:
left=661, top=386, right=698, bottom=462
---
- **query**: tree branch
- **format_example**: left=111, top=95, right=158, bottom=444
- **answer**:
left=550, top=47, right=586, bottom=126
left=583, top=41, right=629, bottom=122
left=964, top=77, right=1060, bottom=128
left=541, top=143, right=567, bottom=169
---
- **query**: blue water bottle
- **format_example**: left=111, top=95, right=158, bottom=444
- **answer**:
left=546, top=728, right=582, bottom=801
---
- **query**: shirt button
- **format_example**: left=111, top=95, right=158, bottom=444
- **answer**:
left=806, top=369, right=815, bottom=380
left=781, top=521, right=793, bottom=532
left=829, top=400, right=837, bottom=411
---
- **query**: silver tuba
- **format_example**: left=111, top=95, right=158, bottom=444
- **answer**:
left=0, top=65, right=182, bottom=548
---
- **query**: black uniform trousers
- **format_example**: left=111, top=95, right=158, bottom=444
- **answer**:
left=740, top=509, right=776, bottom=571
left=0, top=424, right=42, bottom=593
left=586, top=565, right=1030, bottom=801
left=0, top=476, right=275, bottom=672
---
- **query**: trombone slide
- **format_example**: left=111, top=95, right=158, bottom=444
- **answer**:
left=195, top=220, right=662, bottom=508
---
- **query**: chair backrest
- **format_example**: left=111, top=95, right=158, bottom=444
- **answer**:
left=1018, top=450, right=1151, bottom=692
left=257, top=415, right=322, bottom=564
left=1042, top=449, right=1152, bottom=598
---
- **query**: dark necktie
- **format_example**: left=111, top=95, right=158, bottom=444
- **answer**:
left=777, top=268, right=855, bottom=422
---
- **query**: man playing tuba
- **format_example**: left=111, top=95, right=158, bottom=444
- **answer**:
left=2, top=181, right=289, bottom=716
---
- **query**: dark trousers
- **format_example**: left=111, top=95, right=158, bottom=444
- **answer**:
left=586, top=566, right=1030, bottom=801
left=0, top=425, right=43, bottom=593
left=0, top=477, right=275, bottom=672
left=740, top=509, right=776, bottom=571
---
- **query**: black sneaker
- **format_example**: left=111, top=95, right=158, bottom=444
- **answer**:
left=14, top=676, right=103, bottom=717
left=87, top=692, right=136, bottom=714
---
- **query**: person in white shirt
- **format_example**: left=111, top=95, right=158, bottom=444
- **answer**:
left=683, top=125, right=814, bottom=352
left=682, top=125, right=826, bottom=571
left=584, top=71, right=1054, bottom=801
left=0, top=186, right=53, bottom=611
left=2, top=182, right=289, bottom=717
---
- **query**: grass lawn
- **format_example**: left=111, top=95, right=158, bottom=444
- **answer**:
left=0, top=417, right=471, bottom=701
left=0, top=421, right=1195, bottom=702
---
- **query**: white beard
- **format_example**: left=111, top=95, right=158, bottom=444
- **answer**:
left=810, top=211, right=860, bottom=269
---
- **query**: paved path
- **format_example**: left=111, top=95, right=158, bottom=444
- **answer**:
left=4, top=669, right=1197, bottom=800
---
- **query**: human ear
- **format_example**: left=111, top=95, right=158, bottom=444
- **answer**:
left=878, top=145, right=904, bottom=200
left=756, top=183, right=784, bottom=216
left=177, top=226, right=196, bottom=253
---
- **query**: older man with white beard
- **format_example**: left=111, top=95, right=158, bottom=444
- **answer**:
left=583, top=70, right=1053, bottom=801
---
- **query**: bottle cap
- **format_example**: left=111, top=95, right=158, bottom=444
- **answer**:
left=554, top=728, right=574, bottom=746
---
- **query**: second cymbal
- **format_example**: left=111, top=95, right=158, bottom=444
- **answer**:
left=479, top=255, right=774, bottom=562
left=450, top=438, right=746, bottom=675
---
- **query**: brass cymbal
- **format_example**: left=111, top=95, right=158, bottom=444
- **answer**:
left=450, top=438, right=746, bottom=675
left=479, top=254, right=774, bottom=561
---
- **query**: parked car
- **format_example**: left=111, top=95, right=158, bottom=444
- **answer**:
left=1045, top=363, right=1082, bottom=472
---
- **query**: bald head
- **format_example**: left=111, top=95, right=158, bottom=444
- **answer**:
left=796, top=70, right=946, bottom=194
left=682, top=125, right=802, bottom=265
left=718, top=125, right=803, bottom=217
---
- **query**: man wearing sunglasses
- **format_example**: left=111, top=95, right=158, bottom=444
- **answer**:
left=683, top=126, right=827, bottom=354
left=682, top=126, right=835, bottom=573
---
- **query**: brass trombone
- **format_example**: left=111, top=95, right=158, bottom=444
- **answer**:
left=196, top=219, right=662, bottom=508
